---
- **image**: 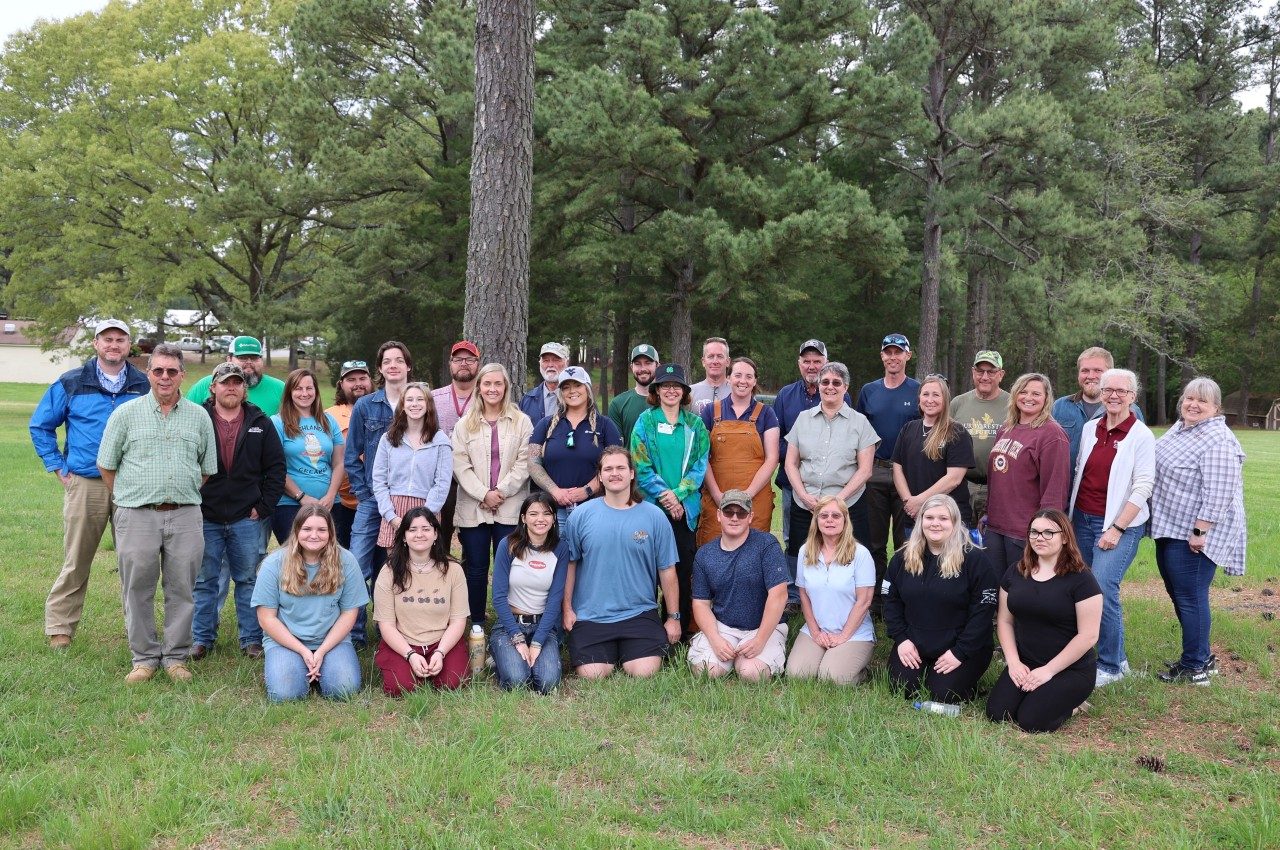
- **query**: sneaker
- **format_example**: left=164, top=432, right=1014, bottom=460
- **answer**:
left=1095, top=667, right=1126, bottom=687
left=188, top=644, right=209, bottom=661
left=124, top=665, right=157, bottom=684
left=1162, top=654, right=1218, bottom=677
left=164, top=663, right=193, bottom=683
left=49, top=634, right=71, bottom=650
left=1157, top=664, right=1211, bottom=686
left=242, top=643, right=264, bottom=659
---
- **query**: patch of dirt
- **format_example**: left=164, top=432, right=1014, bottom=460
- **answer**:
left=1123, top=578, right=1280, bottom=619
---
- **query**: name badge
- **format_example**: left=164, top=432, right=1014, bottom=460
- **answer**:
left=657, top=422, right=674, bottom=435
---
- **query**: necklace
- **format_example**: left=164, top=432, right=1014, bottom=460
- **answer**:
left=409, top=559, right=435, bottom=573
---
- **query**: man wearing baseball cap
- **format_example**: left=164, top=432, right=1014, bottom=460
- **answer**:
left=326, top=359, right=374, bottom=549
left=687, top=490, right=791, bottom=680
left=31, top=318, right=150, bottom=649
left=519, top=341, right=569, bottom=424
left=855, top=332, right=920, bottom=611
left=186, top=335, right=285, bottom=415
left=607, top=343, right=659, bottom=442
left=432, top=340, right=481, bottom=551
left=951, top=350, right=1009, bottom=522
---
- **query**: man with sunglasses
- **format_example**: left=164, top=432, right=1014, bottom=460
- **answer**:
left=32, top=318, right=149, bottom=650
left=432, top=341, right=481, bottom=550
left=97, top=343, right=218, bottom=684
left=326, top=359, right=374, bottom=549
left=951, top=350, right=1010, bottom=523
left=185, top=336, right=285, bottom=415
left=687, top=490, right=791, bottom=680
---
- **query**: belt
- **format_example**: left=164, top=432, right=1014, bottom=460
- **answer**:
left=513, top=612, right=542, bottom=625
left=873, top=458, right=893, bottom=469
left=143, top=503, right=184, bottom=511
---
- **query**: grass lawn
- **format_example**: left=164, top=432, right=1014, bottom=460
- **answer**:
left=2, top=381, right=1277, bottom=848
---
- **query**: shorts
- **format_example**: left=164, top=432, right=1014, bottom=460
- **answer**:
left=687, top=622, right=788, bottom=675
left=568, top=610, right=670, bottom=668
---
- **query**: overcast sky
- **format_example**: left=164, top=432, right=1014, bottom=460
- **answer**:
left=0, top=0, right=1271, bottom=110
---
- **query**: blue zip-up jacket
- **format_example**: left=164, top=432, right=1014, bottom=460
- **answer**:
left=1051, top=394, right=1145, bottom=473
left=519, top=383, right=554, bottom=425
left=344, top=389, right=394, bottom=502
left=30, top=359, right=150, bottom=477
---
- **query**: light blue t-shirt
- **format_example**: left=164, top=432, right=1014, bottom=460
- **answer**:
left=272, top=413, right=344, bottom=505
left=565, top=498, right=678, bottom=624
left=795, top=542, right=876, bottom=643
left=250, top=547, right=369, bottom=650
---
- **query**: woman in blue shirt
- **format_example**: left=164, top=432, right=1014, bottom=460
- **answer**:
left=271, top=369, right=345, bottom=544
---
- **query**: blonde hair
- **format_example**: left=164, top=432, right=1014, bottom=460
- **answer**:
left=1077, top=346, right=1114, bottom=368
left=900, top=495, right=976, bottom=579
left=279, top=504, right=344, bottom=596
left=1004, top=373, right=1055, bottom=428
left=918, top=376, right=961, bottom=462
left=803, top=496, right=857, bottom=566
left=457, top=363, right=520, bottom=437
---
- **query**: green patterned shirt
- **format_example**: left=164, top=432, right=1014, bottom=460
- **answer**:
left=97, top=393, right=218, bottom=507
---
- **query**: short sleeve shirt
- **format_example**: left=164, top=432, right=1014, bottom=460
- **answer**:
left=96, top=393, right=218, bottom=507
left=795, top=542, right=876, bottom=642
left=1001, top=566, right=1101, bottom=671
left=273, top=414, right=344, bottom=504
left=691, top=530, right=789, bottom=630
left=529, top=414, right=623, bottom=489
left=890, top=419, right=976, bottom=525
left=608, top=390, right=651, bottom=445
left=856, top=377, right=921, bottom=460
left=250, top=548, right=369, bottom=650
left=950, top=390, right=1009, bottom=481
left=565, top=499, right=678, bottom=623
left=373, top=560, right=469, bottom=646
left=785, top=405, right=880, bottom=505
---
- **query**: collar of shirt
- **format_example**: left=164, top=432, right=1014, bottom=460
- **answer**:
left=1094, top=411, right=1135, bottom=443
left=96, top=361, right=127, bottom=393
left=803, top=404, right=851, bottom=420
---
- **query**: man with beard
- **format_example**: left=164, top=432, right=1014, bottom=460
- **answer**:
left=520, top=341, right=569, bottom=424
left=190, top=363, right=285, bottom=660
left=325, top=359, right=373, bottom=549
left=1052, top=346, right=1144, bottom=473
left=432, top=340, right=480, bottom=549
left=690, top=337, right=730, bottom=415
left=32, top=318, right=150, bottom=649
left=186, top=336, right=285, bottom=415
left=608, top=343, right=659, bottom=442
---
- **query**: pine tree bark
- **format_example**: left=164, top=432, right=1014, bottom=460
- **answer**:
left=463, top=0, right=534, bottom=392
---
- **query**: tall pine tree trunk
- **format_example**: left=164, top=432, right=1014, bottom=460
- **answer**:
left=463, top=0, right=534, bottom=391
left=918, top=54, right=947, bottom=377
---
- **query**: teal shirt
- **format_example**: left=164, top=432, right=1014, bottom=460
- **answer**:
left=250, top=547, right=369, bottom=650
left=96, top=393, right=218, bottom=507
left=272, top=413, right=344, bottom=505
left=187, top=373, right=286, bottom=416
left=631, top=406, right=710, bottom=531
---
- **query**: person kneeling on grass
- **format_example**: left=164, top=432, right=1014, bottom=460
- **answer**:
left=373, top=506, right=470, bottom=695
left=884, top=494, right=996, bottom=705
left=489, top=492, right=570, bottom=694
left=688, top=490, right=790, bottom=680
left=252, top=505, right=368, bottom=702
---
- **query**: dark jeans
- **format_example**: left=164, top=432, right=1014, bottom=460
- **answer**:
left=271, top=502, right=302, bottom=546
left=458, top=523, right=516, bottom=625
left=668, top=514, right=696, bottom=639
left=331, top=502, right=356, bottom=551
left=863, top=464, right=907, bottom=611
left=193, top=517, right=262, bottom=648
left=490, top=620, right=562, bottom=694
left=985, top=530, right=1026, bottom=574
left=1155, top=537, right=1218, bottom=671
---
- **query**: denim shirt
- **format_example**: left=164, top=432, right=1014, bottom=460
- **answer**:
left=344, top=389, right=394, bottom=502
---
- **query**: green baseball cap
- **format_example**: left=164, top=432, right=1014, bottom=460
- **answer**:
left=630, top=343, right=659, bottom=362
left=230, top=336, right=263, bottom=357
left=973, top=350, right=1003, bottom=369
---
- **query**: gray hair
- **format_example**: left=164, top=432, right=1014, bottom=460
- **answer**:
left=1101, top=368, right=1139, bottom=395
left=819, top=362, right=850, bottom=387
left=149, top=343, right=186, bottom=369
left=1180, top=376, right=1222, bottom=415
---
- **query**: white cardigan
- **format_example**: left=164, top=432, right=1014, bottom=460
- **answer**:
left=1068, top=415, right=1155, bottom=528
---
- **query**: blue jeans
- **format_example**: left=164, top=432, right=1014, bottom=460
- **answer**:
left=1074, top=512, right=1143, bottom=674
left=489, top=621, right=561, bottom=694
left=1155, top=537, right=1218, bottom=671
left=332, top=502, right=356, bottom=550
left=272, top=502, right=302, bottom=545
left=263, top=640, right=361, bottom=702
left=194, top=517, right=263, bottom=648
left=458, top=523, right=516, bottom=625
left=348, top=499, right=386, bottom=645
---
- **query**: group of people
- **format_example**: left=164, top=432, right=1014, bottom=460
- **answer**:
left=31, top=321, right=1246, bottom=732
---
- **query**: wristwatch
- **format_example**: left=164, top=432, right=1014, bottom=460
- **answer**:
left=1192, top=527, right=1208, bottom=537
left=667, top=611, right=682, bottom=621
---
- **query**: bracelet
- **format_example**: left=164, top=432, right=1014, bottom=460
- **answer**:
left=530, top=642, right=542, bottom=650
left=510, top=634, right=526, bottom=646
left=1110, top=523, right=1126, bottom=534
left=404, top=649, right=416, bottom=662
left=432, top=649, right=444, bottom=659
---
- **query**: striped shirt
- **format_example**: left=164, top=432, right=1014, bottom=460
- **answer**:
left=1150, top=416, right=1246, bottom=575
left=97, top=393, right=218, bottom=507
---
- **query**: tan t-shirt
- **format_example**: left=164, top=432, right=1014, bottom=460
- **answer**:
left=373, top=561, right=469, bottom=646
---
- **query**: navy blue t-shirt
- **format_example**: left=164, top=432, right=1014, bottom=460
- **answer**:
left=692, top=529, right=790, bottom=630
left=856, top=377, right=921, bottom=460
left=529, top=413, right=623, bottom=489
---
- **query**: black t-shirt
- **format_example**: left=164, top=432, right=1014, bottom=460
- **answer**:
left=883, top=548, right=997, bottom=661
left=890, top=419, right=976, bottom=525
left=1001, top=566, right=1101, bottom=671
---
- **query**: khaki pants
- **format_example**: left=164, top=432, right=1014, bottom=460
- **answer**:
left=785, top=630, right=874, bottom=684
left=45, top=475, right=113, bottom=637
left=115, top=505, right=204, bottom=667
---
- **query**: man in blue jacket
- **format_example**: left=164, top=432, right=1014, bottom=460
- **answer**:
left=1051, top=346, right=1145, bottom=473
left=30, top=319, right=149, bottom=649
left=519, top=341, right=569, bottom=425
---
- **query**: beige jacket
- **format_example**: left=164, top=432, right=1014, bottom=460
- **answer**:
left=451, top=409, right=533, bottom=527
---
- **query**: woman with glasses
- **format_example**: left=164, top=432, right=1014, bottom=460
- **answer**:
left=884, top=494, right=996, bottom=704
left=528, top=366, right=622, bottom=526
left=891, top=375, right=976, bottom=533
left=452, top=363, right=533, bottom=626
left=632, top=364, right=711, bottom=639
left=1150, top=377, right=1246, bottom=686
left=697, top=356, right=781, bottom=546
left=1067, top=369, right=1154, bottom=688
left=985, top=373, right=1071, bottom=570
left=784, top=496, right=876, bottom=684
left=985, top=509, right=1102, bottom=733
left=271, top=369, right=346, bottom=544
left=371, top=382, right=453, bottom=549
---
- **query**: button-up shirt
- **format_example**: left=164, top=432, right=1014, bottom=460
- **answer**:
left=97, top=393, right=218, bottom=507
left=96, top=362, right=126, bottom=394
left=785, top=404, right=880, bottom=506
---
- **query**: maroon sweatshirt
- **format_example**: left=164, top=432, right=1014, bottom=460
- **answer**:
left=985, top=420, right=1071, bottom=539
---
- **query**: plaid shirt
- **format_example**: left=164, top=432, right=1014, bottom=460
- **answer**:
left=97, top=393, right=218, bottom=508
left=1150, top=416, right=1246, bottom=575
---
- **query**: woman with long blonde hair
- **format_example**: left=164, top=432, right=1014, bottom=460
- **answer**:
left=251, top=504, right=368, bottom=701
left=891, top=375, right=976, bottom=529
left=883, top=494, right=996, bottom=705
left=784, top=496, right=876, bottom=684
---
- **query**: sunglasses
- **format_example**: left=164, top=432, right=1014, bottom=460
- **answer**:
left=818, top=379, right=844, bottom=387
left=149, top=367, right=181, bottom=377
left=721, top=507, right=750, bottom=519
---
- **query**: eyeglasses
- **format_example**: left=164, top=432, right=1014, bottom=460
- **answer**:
left=721, top=507, right=750, bottom=519
left=818, top=379, right=844, bottom=387
left=450, top=356, right=479, bottom=365
left=973, top=368, right=1001, bottom=377
left=149, top=367, right=181, bottom=377
left=1027, top=528, right=1063, bottom=540
left=1100, top=388, right=1133, bottom=397
left=341, top=360, right=368, bottom=371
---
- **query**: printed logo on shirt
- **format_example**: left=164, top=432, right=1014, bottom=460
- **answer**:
left=528, top=559, right=548, bottom=571
left=632, top=530, right=650, bottom=543
left=962, top=413, right=999, bottom=441
left=303, top=432, right=324, bottom=468
left=990, top=437, right=1025, bottom=472
left=981, top=588, right=997, bottom=606
left=248, top=427, right=263, bottom=433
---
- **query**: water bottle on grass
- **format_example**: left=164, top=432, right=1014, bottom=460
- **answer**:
left=912, top=700, right=960, bottom=717
left=468, top=624, right=486, bottom=675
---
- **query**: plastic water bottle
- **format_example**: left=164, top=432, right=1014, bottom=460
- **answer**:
left=913, top=700, right=960, bottom=717
left=468, top=624, right=486, bottom=675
